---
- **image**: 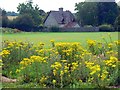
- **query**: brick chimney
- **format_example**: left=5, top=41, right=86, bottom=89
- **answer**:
left=59, top=8, right=63, bottom=13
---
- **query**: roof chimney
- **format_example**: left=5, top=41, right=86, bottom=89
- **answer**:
left=59, top=8, right=63, bottom=13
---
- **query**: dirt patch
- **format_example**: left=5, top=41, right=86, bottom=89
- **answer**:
left=1, top=76, right=17, bottom=83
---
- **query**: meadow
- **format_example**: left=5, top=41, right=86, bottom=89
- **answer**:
left=1, top=32, right=119, bottom=88
left=2, top=32, right=118, bottom=47
left=7, top=16, right=18, bottom=21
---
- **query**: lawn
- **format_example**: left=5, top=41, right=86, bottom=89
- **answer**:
left=1, top=32, right=118, bottom=47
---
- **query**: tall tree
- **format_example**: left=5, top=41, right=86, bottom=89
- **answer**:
left=114, top=14, right=120, bottom=31
left=2, top=9, right=9, bottom=27
left=75, top=1, right=119, bottom=26
left=98, top=2, right=119, bottom=25
left=17, top=0, right=42, bottom=26
left=75, top=2, right=98, bottom=26
left=0, top=8, right=2, bottom=27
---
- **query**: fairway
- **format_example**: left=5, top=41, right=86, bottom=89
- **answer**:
left=1, top=32, right=118, bottom=47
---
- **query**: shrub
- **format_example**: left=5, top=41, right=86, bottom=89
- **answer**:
left=13, top=14, right=35, bottom=32
left=84, top=25, right=93, bottom=28
left=0, top=28, right=22, bottom=33
left=99, top=24, right=114, bottom=32
left=50, top=26, right=60, bottom=32
left=2, top=16, right=9, bottom=27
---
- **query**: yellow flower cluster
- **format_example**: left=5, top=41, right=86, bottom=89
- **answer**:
left=0, top=50, right=10, bottom=57
left=108, top=43, right=113, bottom=48
left=51, top=62, right=62, bottom=70
left=20, top=55, right=47, bottom=67
left=64, top=65, right=69, bottom=73
left=0, top=59, right=3, bottom=67
left=100, top=69, right=109, bottom=81
left=87, top=40, right=96, bottom=46
left=114, top=40, right=120, bottom=45
left=104, top=56, right=118, bottom=68
left=85, top=61, right=94, bottom=67
left=85, top=61, right=100, bottom=75
left=16, top=69, right=21, bottom=73
left=71, top=62, right=79, bottom=71
left=40, top=76, right=48, bottom=83
left=20, top=58, right=31, bottom=67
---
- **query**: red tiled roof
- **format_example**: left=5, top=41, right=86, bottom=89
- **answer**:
left=64, top=22, right=78, bottom=28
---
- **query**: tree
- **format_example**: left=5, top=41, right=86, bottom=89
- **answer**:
left=17, top=0, right=42, bottom=27
left=0, top=8, right=2, bottom=27
left=75, top=2, right=98, bottom=26
left=2, top=9, right=9, bottom=27
left=13, top=14, right=35, bottom=31
left=114, top=15, right=120, bottom=31
left=97, top=2, right=119, bottom=25
left=6, top=11, right=18, bottom=16
left=75, top=2, right=119, bottom=26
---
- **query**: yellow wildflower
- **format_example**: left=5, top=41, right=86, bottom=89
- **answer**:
left=52, top=79, right=56, bottom=84
left=50, top=40, right=55, bottom=43
left=40, top=76, right=48, bottom=83
left=108, top=43, right=113, bottom=48
left=87, top=40, right=96, bottom=46
left=53, top=69, right=57, bottom=76
left=16, top=69, right=21, bottom=73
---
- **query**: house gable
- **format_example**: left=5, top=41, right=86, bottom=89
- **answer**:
left=44, top=12, right=59, bottom=27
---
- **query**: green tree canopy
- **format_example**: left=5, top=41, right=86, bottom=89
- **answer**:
left=17, top=0, right=42, bottom=26
left=114, top=14, right=120, bottom=31
left=13, top=14, right=35, bottom=31
left=75, top=2, right=98, bottom=26
left=75, top=2, right=119, bottom=26
left=2, top=9, right=9, bottom=27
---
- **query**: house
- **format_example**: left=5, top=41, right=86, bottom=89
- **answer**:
left=44, top=8, right=80, bottom=28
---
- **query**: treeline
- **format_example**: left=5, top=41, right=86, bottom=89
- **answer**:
left=1, top=1, right=120, bottom=31
left=1, top=0, right=47, bottom=32
left=6, top=11, right=18, bottom=16
left=75, top=2, right=120, bottom=31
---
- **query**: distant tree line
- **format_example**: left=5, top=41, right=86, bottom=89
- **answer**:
left=1, top=0, right=47, bottom=31
left=6, top=11, right=18, bottom=16
left=75, top=2, right=120, bottom=31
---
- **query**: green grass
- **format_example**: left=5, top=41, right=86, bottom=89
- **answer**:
left=1, top=32, right=118, bottom=47
left=2, top=82, right=42, bottom=88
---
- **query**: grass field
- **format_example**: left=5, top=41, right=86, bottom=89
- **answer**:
left=7, top=16, right=18, bottom=21
left=1, top=32, right=118, bottom=47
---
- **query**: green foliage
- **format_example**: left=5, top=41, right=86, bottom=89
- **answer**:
left=75, top=2, right=98, bottom=26
left=114, top=15, right=120, bottom=31
left=2, top=10, right=9, bottom=27
left=17, top=1, right=42, bottom=26
left=97, top=2, right=119, bottom=25
left=1, top=41, right=35, bottom=78
left=99, top=24, right=114, bottom=32
left=0, top=28, right=22, bottom=33
left=2, top=82, right=42, bottom=88
left=50, top=26, right=60, bottom=32
left=13, top=14, right=35, bottom=31
left=2, top=32, right=118, bottom=47
left=84, top=25, right=93, bottom=28
left=75, top=2, right=119, bottom=26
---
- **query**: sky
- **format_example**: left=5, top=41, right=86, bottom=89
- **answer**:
left=0, top=0, right=119, bottom=13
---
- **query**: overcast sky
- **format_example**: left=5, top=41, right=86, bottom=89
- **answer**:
left=0, top=0, right=119, bottom=13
